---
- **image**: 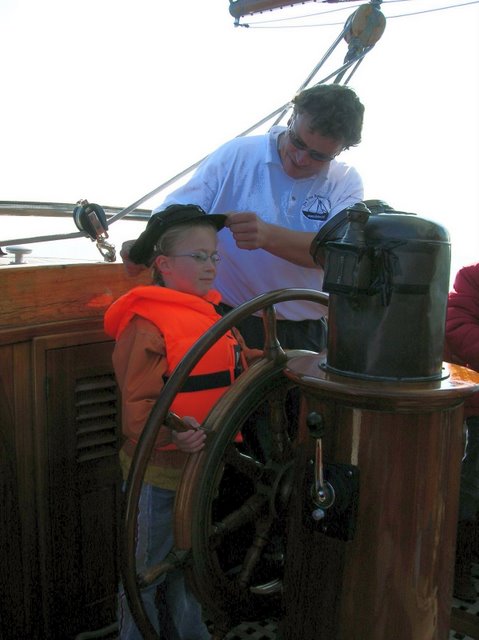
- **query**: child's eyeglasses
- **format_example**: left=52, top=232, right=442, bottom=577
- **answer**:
left=170, top=251, right=221, bottom=264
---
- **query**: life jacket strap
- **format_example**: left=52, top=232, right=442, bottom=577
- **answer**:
left=163, top=370, right=233, bottom=392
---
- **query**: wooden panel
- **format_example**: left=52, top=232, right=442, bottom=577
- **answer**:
left=0, top=261, right=138, bottom=638
left=33, top=333, right=122, bottom=639
left=0, top=341, right=43, bottom=639
left=0, top=344, right=30, bottom=639
left=0, top=262, right=149, bottom=329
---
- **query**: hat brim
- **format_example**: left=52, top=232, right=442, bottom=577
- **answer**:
left=147, top=211, right=227, bottom=233
left=198, top=213, right=227, bottom=231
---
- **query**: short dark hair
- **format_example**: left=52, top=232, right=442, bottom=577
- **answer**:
left=292, top=84, right=364, bottom=149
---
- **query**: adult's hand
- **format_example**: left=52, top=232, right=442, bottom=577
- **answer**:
left=225, top=212, right=268, bottom=250
left=120, top=239, right=147, bottom=277
left=225, top=212, right=317, bottom=268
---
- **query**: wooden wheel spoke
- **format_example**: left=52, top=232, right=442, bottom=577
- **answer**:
left=268, top=388, right=293, bottom=463
left=262, top=305, right=287, bottom=363
left=223, top=443, right=264, bottom=480
left=138, top=548, right=190, bottom=588
left=210, top=492, right=268, bottom=548
left=237, top=517, right=274, bottom=588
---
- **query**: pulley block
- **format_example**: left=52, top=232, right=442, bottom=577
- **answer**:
left=345, top=4, right=386, bottom=48
left=73, top=199, right=109, bottom=240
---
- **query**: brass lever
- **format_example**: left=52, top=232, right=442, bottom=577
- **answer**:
left=307, top=412, right=335, bottom=520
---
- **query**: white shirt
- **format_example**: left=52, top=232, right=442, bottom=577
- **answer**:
left=156, top=126, right=364, bottom=320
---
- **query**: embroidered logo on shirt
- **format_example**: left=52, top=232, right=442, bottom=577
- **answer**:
left=302, top=195, right=331, bottom=220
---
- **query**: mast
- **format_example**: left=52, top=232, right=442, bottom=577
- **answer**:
left=229, top=0, right=356, bottom=19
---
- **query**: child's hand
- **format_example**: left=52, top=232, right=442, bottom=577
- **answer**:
left=171, top=416, right=207, bottom=453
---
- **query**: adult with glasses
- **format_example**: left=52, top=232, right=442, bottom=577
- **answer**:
left=140, top=83, right=365, bottom=352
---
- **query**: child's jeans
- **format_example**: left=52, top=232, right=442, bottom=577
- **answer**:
left=118, top=483, right=210, bottom=639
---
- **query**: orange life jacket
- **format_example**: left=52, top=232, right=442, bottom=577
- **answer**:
left=104, top=286, right=241, bottom=427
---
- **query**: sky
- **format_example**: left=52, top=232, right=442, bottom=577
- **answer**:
left=1, top=0, right=478, bottom=279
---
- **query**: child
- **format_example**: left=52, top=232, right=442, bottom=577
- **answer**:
left=104, top=204, right=252, bottom=640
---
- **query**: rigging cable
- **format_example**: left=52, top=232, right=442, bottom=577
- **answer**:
left=3, top=0, right=476, bottom=248
left=0, top=1, right=384, bottom=245
left=111, top=0, right=475, bottom=224
left=383, top=0, right=479, bottom=20
left=240, top=0, right=479, bottom=28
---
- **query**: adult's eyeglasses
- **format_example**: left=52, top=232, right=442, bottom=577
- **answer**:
left=287, top=119, right=338, bottom=163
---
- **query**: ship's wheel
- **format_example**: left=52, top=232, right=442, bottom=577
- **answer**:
left=122, top=288, right=328, bottom=639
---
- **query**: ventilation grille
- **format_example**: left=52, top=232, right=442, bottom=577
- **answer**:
left=75, top=374, right=119, bottom=462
